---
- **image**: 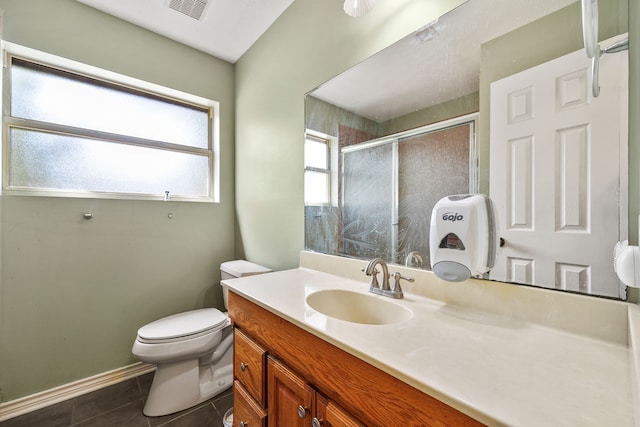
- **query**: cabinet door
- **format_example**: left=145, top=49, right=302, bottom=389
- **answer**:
left=315, top=394, right=363, bottom=427
left=268, top=356, right=315, bottom=427
left=234, top=380, right=267, bottom=427
left=315, top=394, right=330, bottom=427
left=325, top=401, right=364, bottom=427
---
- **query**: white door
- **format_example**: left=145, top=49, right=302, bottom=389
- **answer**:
left=489, top=34, right=628, bottom=298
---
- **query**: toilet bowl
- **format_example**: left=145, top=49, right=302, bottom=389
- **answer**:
left=132, top=260, right=271, bottom=417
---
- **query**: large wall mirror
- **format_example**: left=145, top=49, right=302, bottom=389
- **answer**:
left=304, top=0, right=629, bottom=299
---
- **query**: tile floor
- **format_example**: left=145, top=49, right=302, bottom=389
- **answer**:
left=0, top=372, right=233, bottom=427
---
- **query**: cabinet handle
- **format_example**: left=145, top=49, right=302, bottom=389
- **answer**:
left=297, top=405, right=308, bottom=419
left=312, top=417, right=324, bottom=427
left=240, top=422, right=248, bottom=427
left=240, top=362, right=248, bottom=372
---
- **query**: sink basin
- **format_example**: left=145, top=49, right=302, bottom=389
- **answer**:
left=306, top=289, right=413, bottom=325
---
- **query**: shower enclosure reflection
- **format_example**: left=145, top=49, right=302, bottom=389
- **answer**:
left=305, top=114, right=477, bottom=268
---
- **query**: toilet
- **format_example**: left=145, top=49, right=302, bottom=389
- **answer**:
left=132, top=260, right=271, bottom=417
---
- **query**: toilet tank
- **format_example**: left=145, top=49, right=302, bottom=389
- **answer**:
left=220, top=260, right=271, bottom=309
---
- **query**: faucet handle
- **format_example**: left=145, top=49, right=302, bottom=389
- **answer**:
left=362, top=267, right=380, bottom=289
left=392, top=272, right=414, bottom=292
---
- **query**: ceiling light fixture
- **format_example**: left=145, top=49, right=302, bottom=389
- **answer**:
left=343, top=0, right=376, bottom=17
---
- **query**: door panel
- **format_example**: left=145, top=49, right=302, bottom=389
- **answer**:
left=490, top=34, right=628, bottom=298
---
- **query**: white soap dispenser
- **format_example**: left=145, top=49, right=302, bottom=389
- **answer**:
left=429, top=194, right=497, bottom=282
left=614, top=241, right=640, bottom=288
left=613, top=215, right=640, bottom=288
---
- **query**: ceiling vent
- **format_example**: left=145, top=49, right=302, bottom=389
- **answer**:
left=166, top=0, right=209, bottom=20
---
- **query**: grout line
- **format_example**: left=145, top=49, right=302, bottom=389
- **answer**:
left=69, top=399, right=145, bottom=427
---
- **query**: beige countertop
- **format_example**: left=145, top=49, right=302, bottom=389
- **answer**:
left=223, top=253, right=638, bottom=426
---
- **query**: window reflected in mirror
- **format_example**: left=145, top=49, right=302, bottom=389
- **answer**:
left=306, top=115, right=477, bottom=267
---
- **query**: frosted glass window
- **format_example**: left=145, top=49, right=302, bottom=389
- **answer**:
left=304, top=171, right=329, bottom=204
left=11, top=59, right=209, bottom=149
left=305, top=137, right=328, bottom=169
left=9, top=128, right=210, bottom=197
left=304, top=134, right=331, bottom=206
left=4, top=51, right=217, bottom=201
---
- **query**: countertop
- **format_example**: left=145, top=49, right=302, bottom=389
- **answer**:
left=223, top=266, right=636, bottom=426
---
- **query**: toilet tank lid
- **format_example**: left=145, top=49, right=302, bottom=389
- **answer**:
left=137, top=308, right=227, bottom=341
left=221, top=260, right=271, bottom=277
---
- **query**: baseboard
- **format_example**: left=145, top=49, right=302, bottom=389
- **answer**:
left=0, top=362, right=155, bottom=422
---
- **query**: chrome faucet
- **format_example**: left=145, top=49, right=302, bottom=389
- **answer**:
left=404, top=251, right=423, bottom=267
left=362, top=258, right=413, bottom=299
left=363, top=257, right=390, bottom=293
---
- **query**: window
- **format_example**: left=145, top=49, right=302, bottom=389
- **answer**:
left=304, top=132, right=331, bottom=205
left=3, top=42, right=219, bottom=202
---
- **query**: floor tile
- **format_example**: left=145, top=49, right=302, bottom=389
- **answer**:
left=72, top=379, right=142, bottom=424
left=211, top=389, right=233, bottom=421
left=136, top=373, right=154, bottom=397
left=0, top=400, right=73, bottom=427
left=72, top=399, right=149, bottom=427
left=157, top=403, right=221, bottom=427
left=0, top=373, right=233, bottom=427
left=148, top=401, right=211, bottom=427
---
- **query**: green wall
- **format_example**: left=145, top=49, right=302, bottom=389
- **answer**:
left=0, top=0, right=236, bottom=401
left=234, top=0, right=466, bottom=270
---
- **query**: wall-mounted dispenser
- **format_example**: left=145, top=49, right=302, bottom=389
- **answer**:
left=613, top=216, right=640, bottom=288
left=614, top=241, right=640, bottom=287
left=429, top=194, right=497, bottom=282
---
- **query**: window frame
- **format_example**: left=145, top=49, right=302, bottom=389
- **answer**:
left=1, top=41, right=220, bottom=202
left=304, top=131, right=333, bottom=206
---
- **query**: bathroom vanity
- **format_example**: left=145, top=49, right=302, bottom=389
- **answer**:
left=224, top=251, right=639, bottom=426
left=230, top=293, right=479, bottom=426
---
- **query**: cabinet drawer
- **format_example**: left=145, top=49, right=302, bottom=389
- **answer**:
left=234, top=328, right=267, bottom=406
left=234, top=380, right=267, bottom=427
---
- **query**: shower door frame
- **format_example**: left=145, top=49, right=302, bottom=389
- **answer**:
left=340, top=112, right=479, bottom=266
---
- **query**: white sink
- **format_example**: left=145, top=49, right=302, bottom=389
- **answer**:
left=305, top=289, right=413, bottom=325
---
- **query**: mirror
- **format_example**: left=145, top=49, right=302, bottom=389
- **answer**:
left=304, top=0, right=629, bottom=299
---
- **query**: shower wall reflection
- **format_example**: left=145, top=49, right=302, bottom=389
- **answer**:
left=305, top=113, right=476, bottom=269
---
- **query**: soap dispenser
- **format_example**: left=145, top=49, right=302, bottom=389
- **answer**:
left=429, top=194, right=497, bottom=282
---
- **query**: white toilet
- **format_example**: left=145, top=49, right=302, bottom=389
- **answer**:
left=132, top=260, right=271, bottom=417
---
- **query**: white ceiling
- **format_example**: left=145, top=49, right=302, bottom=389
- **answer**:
left=75, top=0, right=295, bottom=63
left=310, top=0, right=577, bottom=122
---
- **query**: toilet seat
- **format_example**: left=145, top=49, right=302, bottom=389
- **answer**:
left=137, top=308, right=227, bottom=344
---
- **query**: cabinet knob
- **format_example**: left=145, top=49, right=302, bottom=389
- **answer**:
left=240, top=362, right=248, bottom=372
left=239, top=422, right=248, bottom=427
left=297, top=405, right=308, bottom=419
left=312, top=417, right=324, bottom=427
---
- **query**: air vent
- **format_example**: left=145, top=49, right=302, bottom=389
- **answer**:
left=167, top=0, right=209, bottom=20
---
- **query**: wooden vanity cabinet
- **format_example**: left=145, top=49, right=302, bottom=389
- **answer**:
left=233, top=328, right=268, bottom=426
left=268, top=356, right=315, bottom=426
left=234, top=328, right=267, bottom=406
left=268, top=356, right=363, bottom=427
left=233, top=380, right=267, bottom=427
left=317, top=394, right=364, bottom=427
left=229, top=291, right=484, bottom=427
